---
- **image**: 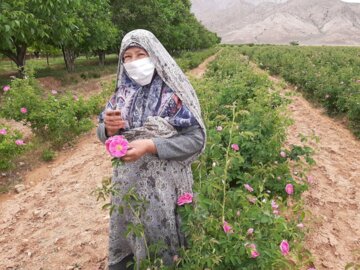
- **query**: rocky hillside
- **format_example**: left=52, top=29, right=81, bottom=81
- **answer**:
left=191, top=0, right=360, bottom=45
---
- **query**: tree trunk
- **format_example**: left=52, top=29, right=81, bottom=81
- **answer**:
left=98, top=50, right=105, bottom=66
left=61, top=46, right=76, bottom=73
left=1, top=44, right=27, bottom=78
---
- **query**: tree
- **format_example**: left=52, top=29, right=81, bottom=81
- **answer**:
left=80, top=0, right=119, bottom=66
left=0, top=0, right=48, bottom=76
left=110, top=0, right=220, bottom=53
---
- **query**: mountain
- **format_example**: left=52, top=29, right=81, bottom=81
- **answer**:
left=191, top=0, right=360, bottom=45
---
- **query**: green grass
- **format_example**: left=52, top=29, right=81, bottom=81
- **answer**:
left=0, top=54, right=119, bottom=87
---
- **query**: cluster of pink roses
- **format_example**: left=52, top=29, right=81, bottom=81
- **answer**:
left=0, top=128, right=25, bottom=145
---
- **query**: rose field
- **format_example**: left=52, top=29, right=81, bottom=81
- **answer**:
left=0, top=46, right=360, bottom=270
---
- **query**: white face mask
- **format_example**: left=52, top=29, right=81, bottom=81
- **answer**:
left=123, top=57, right=155, bottom=86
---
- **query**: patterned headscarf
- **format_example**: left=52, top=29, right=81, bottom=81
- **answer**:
left=110, top=29, right=206, bottom=161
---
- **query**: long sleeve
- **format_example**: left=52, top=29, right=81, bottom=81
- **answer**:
left=152, top=125, right=204, bottom=161
left=96, top=122, right=109, bottom=144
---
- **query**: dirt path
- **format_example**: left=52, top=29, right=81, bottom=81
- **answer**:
left=272, top=77, right=360, bottom=269
left=0, top=126, right=111, bottom=270
left=0, top=57, right=214, bottom=270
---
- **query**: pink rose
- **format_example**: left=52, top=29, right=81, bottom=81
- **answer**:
left=247, top=228, right=254, bottom=235
left=51, top=89, right=58, bottom=94
left=247, top=196, right=257, bottom=204
left=173, top=255, right=179, bottom=262
left=20, top=107, right=27, bottom=114
left=15, top=139, right=25, bottom=145
left=3, top=85, right=10, bottom=92
left=297, top=223, right=304, bottom=228
left=177, top=193, right=193, bottom=206
left=244, top=184, right=254, bottom=192
left=231, top=144, right=239, bottom=151
left=285, top=183, right=294, bottom=195
left=105, top=135, right=129, bottom=158
left=216, top=126, right=223, bottom=131
left=0, top=129, right=7, bottom=135
left=223, top=221, right=232, bottom=233
left=251, top=250, right=260, bottom=258
left=280, top=240, right=290, bottom=255
left=280, top=151, right=286, bottom=158
left=271, top=200, right=279, bottom=209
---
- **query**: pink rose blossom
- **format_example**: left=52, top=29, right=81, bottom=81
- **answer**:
left=177, top=193, right=193, bottom=206
left=244, top=183, right=254, bottom=192
left=297, top=223, right=304, bottom=228
left=20, top=107, right=27, bottom=114
left=105, top=135, right=129, bottom=158
left=251, top=250, right=260, bottom=258
left=15, top=139, right=25, bottom=145
left=231, top=144, right=239, bottom=151
left=51, top=89, right=58, bottom=94
left=280, top=151, right=287, bottom=158
left=271, top=200, right=279, bottom=209
left=3, top=85, right=10, bottom=92
left=247, top=196, right=257, bottom=204
left=0, top=129, right=7, bottom=135
left=280, top=240, right=290, bottom=256
left=223, top=221, right=232, bottom=233
left=285, top=183, right=294, bottom=195
left=247, top=228, right=254, bottom=235
left=173, top=255, right=179, bottom=262
left=216, top=126, right=223, bottom=131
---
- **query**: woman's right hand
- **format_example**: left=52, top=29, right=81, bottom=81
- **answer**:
left=104, top=109, right=126, bottom=136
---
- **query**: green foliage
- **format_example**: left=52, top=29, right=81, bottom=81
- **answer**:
left=239, top=45, right=360, bottom=137
left=110, top=0, right=220, bottom=52
left=41, top=148, right=55, bottom=161
left=176, top=48, right=313, bottom=269
left=0, top=125, right=27, bottom=170
left=0, top=74, right=111, bottom=148
left=175, top=47, right=220, bottom=70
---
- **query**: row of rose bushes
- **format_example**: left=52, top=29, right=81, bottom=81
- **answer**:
left=174, top=47, right=315, bottom=269
left=0, top=47, right=221, bottom=172
left=175, top=46, right=220, bottom=71
left=237, top=45, right=360, bottom=137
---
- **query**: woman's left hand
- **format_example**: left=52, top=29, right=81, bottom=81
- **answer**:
left=121, top=139, right=157, bottom=162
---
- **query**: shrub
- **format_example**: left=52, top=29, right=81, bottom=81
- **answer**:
left=0, top=125, right=27, bottom=170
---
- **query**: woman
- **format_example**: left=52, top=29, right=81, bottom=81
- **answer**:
left=97, top=29, right=206, bottom=270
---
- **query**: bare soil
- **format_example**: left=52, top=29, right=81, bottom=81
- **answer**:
left=285, top=88, right=360, bottom=269
left=1, top=56, right=359, bottom=270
